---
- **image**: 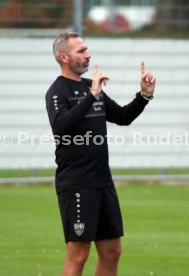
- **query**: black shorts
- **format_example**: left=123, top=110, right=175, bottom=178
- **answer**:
left=57, top=186, right=124, bottom=243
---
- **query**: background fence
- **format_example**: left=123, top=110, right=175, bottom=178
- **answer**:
left=0, top=38, right=189, bottom=170
left=0, top=0, right=188, bottom=171
left=0, top=0, right=188, bottom=35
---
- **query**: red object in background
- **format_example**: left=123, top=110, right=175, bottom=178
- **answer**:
left=98, top=14, right=131, bottom=33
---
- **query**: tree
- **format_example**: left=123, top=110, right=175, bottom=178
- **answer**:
left=155, top=0, right=189, bottom=28
left=0, top=0, right=72, bottom=28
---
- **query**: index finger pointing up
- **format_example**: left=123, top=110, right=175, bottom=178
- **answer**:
left=93, top=64, right=98, bottom=76
left=141, top=60, right=145, bottom=76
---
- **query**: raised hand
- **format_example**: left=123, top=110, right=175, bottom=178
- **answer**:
left=90, top=65, right=110, bottom=97
left=140, top=61, right=156, bottom=97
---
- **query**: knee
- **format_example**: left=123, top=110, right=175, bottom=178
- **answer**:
left=101, top=243, right=122, bottom=264
left=69, top=247, right=90, bottom=268
left=75, top=249, right=90, bottom=266
left=109, top=243, right=122, bottom=263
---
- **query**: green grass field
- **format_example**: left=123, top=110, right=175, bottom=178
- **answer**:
left=0, top=167, right=189, bottom=178
left=0, top=184, right=189, bottom=276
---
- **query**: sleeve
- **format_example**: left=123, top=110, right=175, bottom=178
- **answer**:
left=46, top=88, right=96, bottom=135
left=104, top=91, right=149, bottom=125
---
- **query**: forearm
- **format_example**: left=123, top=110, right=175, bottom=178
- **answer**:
left=53, top=93, right=96, bottom=134
left=120, top=92, right=149, bottom=125
left=105, top=92, right=149, bottom=125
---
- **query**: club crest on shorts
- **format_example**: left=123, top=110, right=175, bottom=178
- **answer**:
left=73, top=223, right=85, bottom=236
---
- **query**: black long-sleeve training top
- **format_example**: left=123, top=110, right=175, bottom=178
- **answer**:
left=46, top=76, right=149, bottom=193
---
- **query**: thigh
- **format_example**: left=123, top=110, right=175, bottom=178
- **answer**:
left=96, top=186, right=124, bottom=240
left=66, top=241, right=91, bottom=259
left=57, top=189, right=102, bottom=242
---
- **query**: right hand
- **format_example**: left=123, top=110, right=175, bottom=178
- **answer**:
left=90, top=65, right=109, bottom=97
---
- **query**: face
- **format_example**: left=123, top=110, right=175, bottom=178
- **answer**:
left=66, top=37, right=91, bottom=76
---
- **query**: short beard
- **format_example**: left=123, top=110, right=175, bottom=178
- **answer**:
left=71, top=66, right=88, bottom=76
left=68, top=55, right=89, bottom=76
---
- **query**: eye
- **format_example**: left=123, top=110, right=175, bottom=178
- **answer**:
left=78, top=48, right=87, bottom=54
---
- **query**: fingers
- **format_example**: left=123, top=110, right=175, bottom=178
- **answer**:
left=146, top=73, right=155, bottom=84
left=91, top=65, right=109, bottom=96
left=93, top=64, right=98, bottom=76
left=141, top=61, right=155, bottom=83
left=102, top=79, right=106, bottom=86
left=142, top=72, right=155, bottom=84
left=140, top=61, right=156, bottom=95
left=93, top=64, right=109, bottom=83
left=141, top=60, right=145, bottom=76
left=150, top=76, right=156, bottom=84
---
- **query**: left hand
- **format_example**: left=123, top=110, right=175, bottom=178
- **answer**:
left=140, top=61, right=156, bottom=96
left=91, top=65, right=110, bottom=97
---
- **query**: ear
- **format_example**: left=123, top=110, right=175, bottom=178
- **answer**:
left=59, top=52, right=69, bottom=64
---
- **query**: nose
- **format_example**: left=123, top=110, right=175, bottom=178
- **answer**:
left=85, top=50, right=91, bottom=59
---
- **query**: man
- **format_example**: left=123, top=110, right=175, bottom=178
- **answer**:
left=46, top=32, right=156, bottom=276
